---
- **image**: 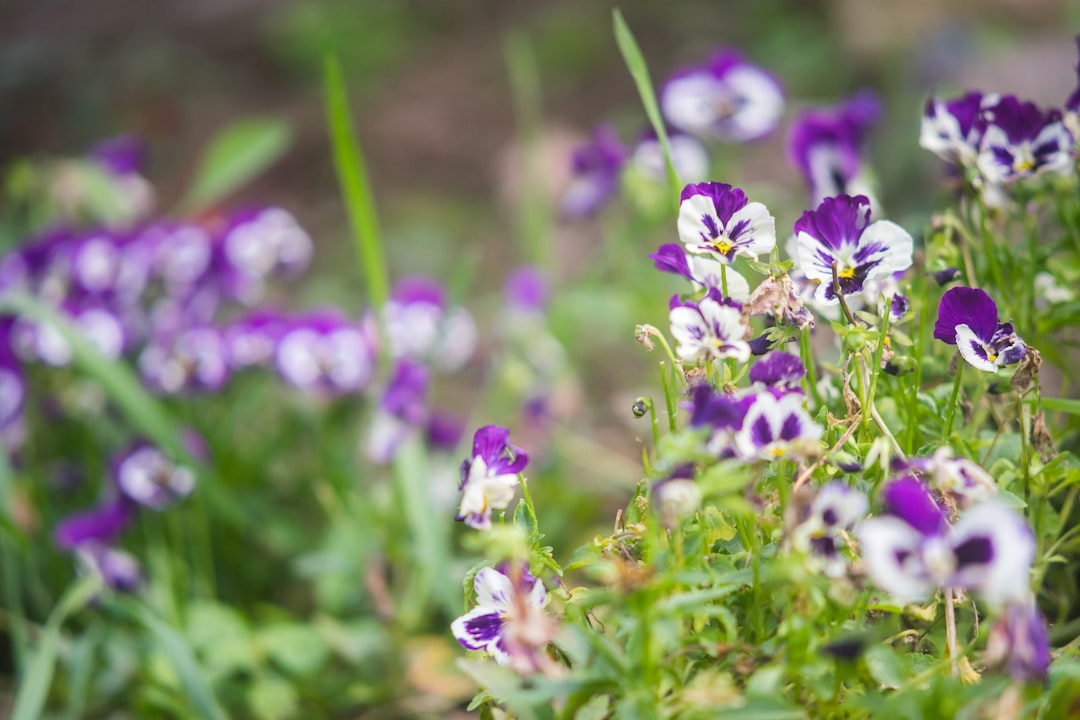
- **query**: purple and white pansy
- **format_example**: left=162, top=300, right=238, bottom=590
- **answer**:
left=687, top=383, right=755, bottom=458
left=451, top=565, right=548, bottom=667
left=669, top=288, right=750, bottom=365
left=275, top=310, right=378, bottom=396
left=893, top=446, right=996, bottom=508
left=788, top=89, right=881, bottom=207
left=139, top=324, right=230, bottom=394
left=791, top=482, right=868, bottom=578
left=649, top=244, right=751, bottom=303
left=113, top=442, right=197, bottom=511
left=217, top=207, right=312, bottom=303
left=735, top=391, right=822, bottom=460
left=365, top=360, right=430, bottom=464
left=0, top=322, right=25, bottom=432
left=858, top=478, right=1034, bottom=606
left=677, top=182, right=776, bottom=264
left=976, top=96, right=1074, bottom=186
left=560, top=125, right=627, bottom=219
left=793, top=194, right=913, bottom=305
left=919, top=91, right=997, bottom=170
left=660, top=49, right=784, bottom=143
left=382, top=276, right=476, bottom=373
left=985, top=601, right=1051, bottom=684
left=749, top=351, right=806, bottom=394
left=934, top=287, right=1026, bottom=373
left=77, top=543, right=143, bottom=593
left=457, top=425, right=529, bottom=531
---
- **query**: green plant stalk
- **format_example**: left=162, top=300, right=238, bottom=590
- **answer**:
left=799, top=325, right=825, bottom=409
left=659, top=362, right=677, bottom=433
left=1016, top=395, right=1033, bottom=520
left=906, top=270, right=929, bottom=453
left=323, top=54, right=389, bottom=310
left=720, top=263, right=730, bottom=298
left=862, top=301, right=892, bottom=431
left=11, top=575, right=101, bottom=720
left=941, top=358, right=967, bottom=442
left=612, top=9, right=681, bottom=207
left=974, top=194, right=1006, bottom=298
left=503, top=30, right=551, bottom=270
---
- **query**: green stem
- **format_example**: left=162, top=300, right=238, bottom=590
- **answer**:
left=720, top=262, right=730, bottom=298
left=799, top=326, right=824, bottom=409
left=942, top=360, right=964, bottom=442
left=974, top=194, right=1006, bottom=295
left=659, top=362, right=678, bottom=433
left=863, top=300, right=891, bottom=430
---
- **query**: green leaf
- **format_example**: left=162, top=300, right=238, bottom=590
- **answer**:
left=176, top=117, right=292, bottom=213
left=111, top=598, right=228, bottom=720
left=1043, top=397, right=1080, bottom=415
left=514, top=497, right=539, bottom=539
left=248, top=672, right=299, bottom=720
left=323, top=53, right=389, bottom=308
left=11, top=576, right=101, bottom=720
left=259, top=623, right=330, bottom=677
left=612, top=9, right=680, bottom=207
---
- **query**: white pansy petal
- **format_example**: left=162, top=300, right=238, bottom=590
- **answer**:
left=474, top=567, right=515, bottom=610
left=950, top=502, right=1034, bottom=607
left=688, top=257, right=751, bottom=302
left=451, top=606, right=505, bottom=652
left=677, top=194, right=720, bottom=250
left=857, top=517, right=936, bottom=604
left=955, top=324, right=998, bottom=373
left=856, top=220, right=913, bottom=279
left=728, top=201, right=777, bottom=258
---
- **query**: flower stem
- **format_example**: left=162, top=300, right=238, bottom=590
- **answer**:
left=942, top=360, right=964, bottom=442
left=659, top=362, right=678, bottom=433
left=944, top=587, right=958, bottom=676
left=799, top=326, right=825, bottom=409
left=830, top=262, right=857, bottom=326
left=720, top=262, right=730, bottom=298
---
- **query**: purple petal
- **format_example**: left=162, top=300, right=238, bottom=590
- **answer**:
left=679, top=182, right=749, bottom=227
left=504, top=266, right=548, bottom=312
left=54, top=500, right=133, bottom=549
left=793, top=194, right=872, bottom=252
left=883, top=477, right=947, bottom=536
left=649, top=244, right=694, bottom=281
left=934, top=287, right=999, bottom=345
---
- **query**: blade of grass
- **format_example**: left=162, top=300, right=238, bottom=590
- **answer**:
left=109, top=597, right=228, bottom=720
left=612, top=8, right=682, bottom=207
left=323, top=53, right=390, bottom=310
left=175, top=117, right=292, bottom=215
left=11, top=575, right=101, bottom=720
left=1042, top=397, right=1080, bottom=415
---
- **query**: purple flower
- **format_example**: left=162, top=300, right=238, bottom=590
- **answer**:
left=920, top=91, right=997, bottom=168
left=893, top=447, right=996, bottom=508
left=383, top=277, right=476, bottom=373
left=275, top=309, right=377, bottom=396
left=749, top=351, right=806, bottom=393
left=0, top=321, right=25, bottom=431
left=788, top=90, right=881, bottom=206
left=669, top=288, right=750, bottom=364
left=14, top=302, right=126, bottom=367
left=976, top=96, right=1073, bottom=185
left=113, top=442, right=196, bottom=511
left=677, top=182, right=776, bottom=263
left=791, top=482, right=868, bottom=577
left=985, top=602, right=1051, bottom=684
left=54, top=498, right=133, bottom=550
left=457, top=425, right=528, bottom=530
left=451, top=565, right=549, bottom=669
left=426, top=410, right=465, bottom=453
left=365, top=360, right=430, bottom=464
left=77, top=543, right=143, bottom=593
left=504, top=266, right=548, bottom=314
left=216, top=207, right=312, bottom=304
left=660, top=49, right=784, bottom=142
left=630, top=128, right=709, bottom=183
left=66, top=229, right=149, bottom=304
left=934, top=287, right=1026, bottom=373
left=137, top=223, right=215, bottom=299
left=1068, top=35, right=1080, bottom=116
left=560, top=125, right=627, bottom=219
left=793, top=194, right=913, bottom=304
left=735, top=391, right=822, bottom=460
left=934, top=267, right=961, bottom=286
left=223, top=310, right=286, bottom=370
left=649, top=244, right=751, bottom=302
left=859, top=479, right=1035, bottom=605
left=139, top=324, right=229, bottom=394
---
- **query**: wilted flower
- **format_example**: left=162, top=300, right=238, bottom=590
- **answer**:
left=451, top=565, right=554, bottom=673
left=660, top=49, right=784, bottom=142
left=457, top=425, right=529, bottom=530
left=113, top=442, right=196, bottom=511
left=858, top=478, right=1034, bottom=605
left=934, top=286, right=1026, bottom=373
left=735, top=391, right=822, bottom=460
left=793, top=194, right=913, bottom=305
left=560, top=125, right=627, bottom=219
left=788, top=89, right=881, bottom=207
left=275, top=309, right=377, bottom=396
left=677, top=182, right=776, bottom=264
left=669, top=289, right=750, bottom=364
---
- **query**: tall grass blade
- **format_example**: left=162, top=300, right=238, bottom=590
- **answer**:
left=612, top=8, right=682, bottom=207
left=323, top=54, right=390, bottom=309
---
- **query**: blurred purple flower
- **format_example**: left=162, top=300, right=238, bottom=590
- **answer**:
left=985, top=601, right=1051, bottom=684
left=457, top=425, right=528, bottom=530
left=630, top=127, right=709, bottom=183
left=975, top=96, right=1073, bottom=185
left=216, top=207, right=312, bottom=304
left=383, top=276, right=475, bottom=373
left=139, top=324, right=229, bottom=394
left=54, top=498, right=134, bottom=549
left=366, top=360, right=430, bottom=464
left=275, top=309, right=377, bottom=396
left=113, top=442, right=196, bottom=511
left=560, top=125, right=627, bottom=219
left=223, top=309, right=287, bottom=370
left=669, top=288, right=750, bottom=364
left=504, top=266, right=548, bottom=314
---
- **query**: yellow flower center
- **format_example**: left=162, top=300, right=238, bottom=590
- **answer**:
left=1015, top=158, right=1034, bottom=172
left=838, top=266, right=856, bottom=279
left=713, top=239, right=734, bottom=255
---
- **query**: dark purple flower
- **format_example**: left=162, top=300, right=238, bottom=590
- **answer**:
left=934, top=267, right=961, bottom=286
left=457, top=425, right=528, bottom=530
left=749, top=351, right=806, bottom=393
left=113, top=442, right=196, bottom=511
left=504, top=266, right=548, bottom=313
left=275, top=309, right=377, bottom=396
left=560, top=125, right=626, bottom=219
left=735, top=391, right=822, bottom=460
left=54, top=499, right=133, bottom=549
left=788, top=89, right=880, bottom=205
left=793, top=194, right=913, bottom=304
left=934, top=287, right=1026, bottom=373
left=976, top=96, right=1073, bottom=185
left=630, top=127, right=709, bottom=182
left=660, top=49, right=784, bottom=142
left=890, top=294, right=910, bottom=321
left=985, top=602, right=1051, bottom=684
left=882, top=477, right=947, bottom=536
